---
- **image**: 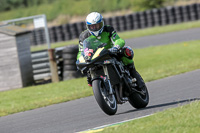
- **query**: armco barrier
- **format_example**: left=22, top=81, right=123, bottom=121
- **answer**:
left=30, top=3, right=200, bottom=46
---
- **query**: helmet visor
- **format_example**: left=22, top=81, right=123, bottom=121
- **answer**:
left=87, top=22, right=103, bottom=32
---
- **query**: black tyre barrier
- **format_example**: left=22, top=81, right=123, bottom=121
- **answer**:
left=64, top=65, right=77, bottom=71
left=106, top=17, right=113, bottom=26
left=62, top=45, right=79, bottom=53
left=63, top=70, right=83, bottom=80
left=133, top=13, right=141, bottom=29
left=62, top=24, right=72, bottom=40
left=125, top=14, right=134, bottom=30
left=64, top=59, right=77, bottom=65
left=103, top=18, right=109, bottom=25
left=138, top=11, right=147, bottom=28
left=76, top=21, right=86, bottom=34
left=30, top=30, right=37, bottom=46
left=34, top=28, right=46, bottom=45
left=113, top=16, right=120, bottom=31
left=30, top=3, right=200, bottom=46
left=55, top=25, right=65, bottom=42
left=62, top=53, right=77, bottom=60
left=62, top=45, right=83, bottom=80
left=69, top=23, right=79, bottom=39
left=159, top=8, right=167, bottom=26
left=118, top=16, right=126, bottom=31
left=49, top=26, right=57, bottom=43
left=152, top=9, right=161, bottom=26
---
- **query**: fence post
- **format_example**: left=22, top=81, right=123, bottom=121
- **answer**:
left=48, top=49, right=59, bottom=82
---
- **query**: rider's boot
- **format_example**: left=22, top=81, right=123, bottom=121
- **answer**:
left=87, top=73, right=92, bottom=87
left=127, top=62, right=145, bottom=89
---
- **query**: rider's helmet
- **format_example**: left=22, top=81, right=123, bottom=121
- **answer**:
left=86, top=12, right=104, bottom=36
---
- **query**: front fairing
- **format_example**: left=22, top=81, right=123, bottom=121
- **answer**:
left=76, top=37, right=112, bottom=69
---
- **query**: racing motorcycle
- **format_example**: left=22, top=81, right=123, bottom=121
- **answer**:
left=76, top=37, right=149, bottom=115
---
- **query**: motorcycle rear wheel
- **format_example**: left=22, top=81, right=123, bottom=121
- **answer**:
left=128, top=73, right=149, bottom=109
left=92, top=79, right=117, bottom=115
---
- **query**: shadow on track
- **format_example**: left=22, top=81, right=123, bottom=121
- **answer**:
left=116, top=98, right=200, bottom=115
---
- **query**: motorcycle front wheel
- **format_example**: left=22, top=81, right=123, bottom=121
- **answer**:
left=92, top=79, right=117, bottom=115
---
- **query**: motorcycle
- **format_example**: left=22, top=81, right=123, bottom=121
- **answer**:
left=76, top=37, right=149, bottom=115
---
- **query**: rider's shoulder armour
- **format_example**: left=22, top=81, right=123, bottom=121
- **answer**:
left=103, top=25, right=116, bottom=38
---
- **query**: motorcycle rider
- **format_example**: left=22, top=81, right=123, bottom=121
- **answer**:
left=77, top=12, right=145, bottom=89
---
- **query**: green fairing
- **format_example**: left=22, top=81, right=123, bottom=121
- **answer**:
left=77, top=30, right=133, bottom=65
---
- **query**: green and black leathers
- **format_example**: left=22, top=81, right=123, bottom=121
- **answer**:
left=77, top=25, right=144, bottom=88
left=77, top=25, right=133, bottom=65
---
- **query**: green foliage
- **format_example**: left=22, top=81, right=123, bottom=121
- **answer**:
left=89, top=0, right=131, bottom=13
left=0, top=0, right=91, bottom=21
left=132, top=0, right=169, bottom=11
left=0, top=0, right=54, bottom=11
left=0, top=0, right=172, bottom=22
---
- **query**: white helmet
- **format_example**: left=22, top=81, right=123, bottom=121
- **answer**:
left=86, top=12, right=104, bottom=36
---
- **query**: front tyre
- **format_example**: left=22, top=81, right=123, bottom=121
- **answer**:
left=92, top=79, right=117, bottom=115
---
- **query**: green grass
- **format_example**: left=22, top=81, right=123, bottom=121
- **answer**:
left=99, top=101, right=200, bottom=133
left=30, top=20, right=200, bottom=52
left=0, top=40, right=200, bottom=116
left=134, top=40, right=200, bottom=81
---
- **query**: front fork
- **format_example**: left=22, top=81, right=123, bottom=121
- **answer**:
left=102, top=66, right=113, bottom=94
left=90, top=65, right=113, bottom=95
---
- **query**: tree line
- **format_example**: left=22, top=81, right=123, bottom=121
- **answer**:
left=0, top=0, right=54, bottom=12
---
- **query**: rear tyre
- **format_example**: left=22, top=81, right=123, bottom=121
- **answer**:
left=129, top=73, right=149, bottom=109
left=92, top=79, right=117, bottom=115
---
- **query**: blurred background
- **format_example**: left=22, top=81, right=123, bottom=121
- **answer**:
left=0, top=0, right=199, bottom=27
left=0, top=0, right=200, bottom=84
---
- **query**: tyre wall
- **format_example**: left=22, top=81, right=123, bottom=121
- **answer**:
left=30, top=4, right=200, bottom=46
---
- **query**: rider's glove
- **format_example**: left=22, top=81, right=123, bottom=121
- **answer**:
left=109, top=45, right=120, bottom=54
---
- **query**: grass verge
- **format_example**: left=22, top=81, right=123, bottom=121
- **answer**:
left=30, top=20, right=200, bottom=52
left=0, top=40, right=200, bottom=116
left=99, top=101, right=200, bottom=133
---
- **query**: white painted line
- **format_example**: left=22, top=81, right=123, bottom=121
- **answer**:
left=77, top=114, right=154, bottom=133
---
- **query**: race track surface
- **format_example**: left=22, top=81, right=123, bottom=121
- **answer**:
left=0, top=28, right=200, bottom=133
left=125, top=27, right=200, bottom=48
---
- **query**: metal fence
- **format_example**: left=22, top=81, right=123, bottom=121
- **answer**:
left=30, top=3, right=200, bottom=46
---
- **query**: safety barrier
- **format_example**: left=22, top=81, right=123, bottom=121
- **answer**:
left=31, top=45, right=84, bottom=82
left=31, top=48, right=63, bottom=82
left=62, top=45, right=83, bottom=80
left=30, top=3, right=200, bottom=46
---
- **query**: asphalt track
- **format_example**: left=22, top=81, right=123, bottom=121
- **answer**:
left=0, top=28, right=200, bottom=133
left=125, top=27, right=200, bottom=48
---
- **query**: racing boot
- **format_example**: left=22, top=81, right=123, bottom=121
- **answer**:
left=127, top=62, right=145, bottom=89
left=87, top=73, right=92, bottom=87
